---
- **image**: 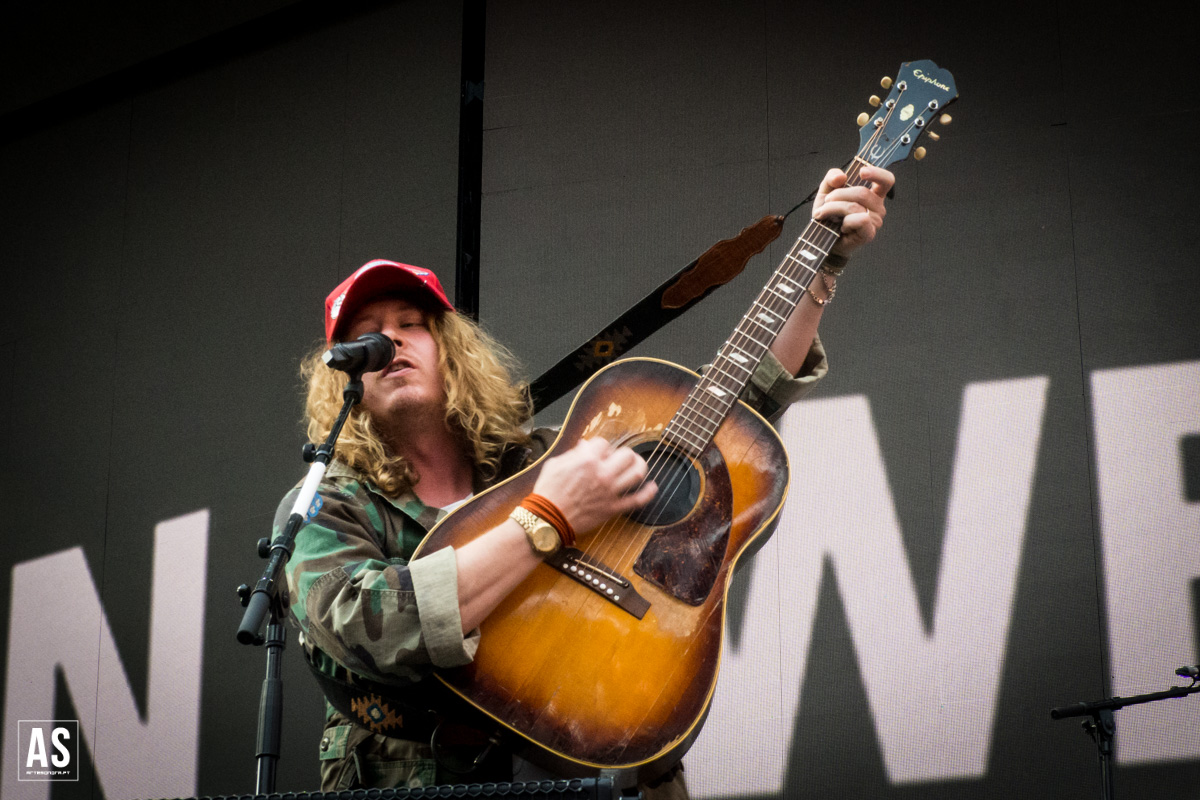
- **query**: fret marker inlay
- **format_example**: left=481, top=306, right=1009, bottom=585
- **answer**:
left=706, top=386, right=727, bottom=398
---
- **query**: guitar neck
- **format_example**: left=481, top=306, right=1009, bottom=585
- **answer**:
left=659, top=57, right=960, bottom=457
left=663, top=168, right=877, bottom=456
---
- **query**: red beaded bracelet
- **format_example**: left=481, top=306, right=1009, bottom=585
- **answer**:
left=520, top=494, right=577, bottom=548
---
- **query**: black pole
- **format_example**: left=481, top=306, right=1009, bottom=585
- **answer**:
left=254, top=620, right=286, bottom=794
left=454, top=0, right=486, bottom=320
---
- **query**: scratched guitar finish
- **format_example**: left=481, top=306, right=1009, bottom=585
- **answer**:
left=413, top=59, right=959, bottom=779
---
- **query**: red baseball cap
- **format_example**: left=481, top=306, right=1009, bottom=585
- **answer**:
left=324, top=259, right=454, bottom=342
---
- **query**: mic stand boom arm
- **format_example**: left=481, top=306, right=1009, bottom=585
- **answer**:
left=1050, top=679, right=1200, bottom=800
left=236, top=372, right=366, bottom=795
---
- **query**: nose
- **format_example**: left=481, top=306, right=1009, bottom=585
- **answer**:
left=379, top=323, right=407, bottom=349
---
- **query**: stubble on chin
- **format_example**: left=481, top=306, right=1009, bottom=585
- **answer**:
left=366, top=390, right=447, bottom=443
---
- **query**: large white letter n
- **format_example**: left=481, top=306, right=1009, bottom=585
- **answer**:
left=2, top=510, right=208, bottom=800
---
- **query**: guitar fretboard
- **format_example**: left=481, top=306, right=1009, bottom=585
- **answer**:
left=663, top=171, right=872, bottom=456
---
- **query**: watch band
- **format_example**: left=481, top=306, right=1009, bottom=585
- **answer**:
left=510, top=506, right=562, bottom=557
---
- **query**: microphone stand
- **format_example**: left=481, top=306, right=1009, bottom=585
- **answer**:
left=236, top=369, right=367, bottom=795
left=1050, top=677, right=1200, bottom=800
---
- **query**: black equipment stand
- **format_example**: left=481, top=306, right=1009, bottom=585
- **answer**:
left=1050, top=675, right=1200, bottom=800
left=236, top=372, right=367, bottom=794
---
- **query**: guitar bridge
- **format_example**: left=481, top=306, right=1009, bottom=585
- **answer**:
left=549, top=548, right=650, bottom=620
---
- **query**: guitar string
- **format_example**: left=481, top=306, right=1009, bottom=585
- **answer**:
left=573, top=85, right=919, bottom=588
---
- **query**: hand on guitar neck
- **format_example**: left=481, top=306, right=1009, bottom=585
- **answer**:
left=770, top=164, right=894, bottom=375
left=813, top=164, right=894, bottom=254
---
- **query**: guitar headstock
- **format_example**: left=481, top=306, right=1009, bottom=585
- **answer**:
left=857, top=59, right=958, bottom=168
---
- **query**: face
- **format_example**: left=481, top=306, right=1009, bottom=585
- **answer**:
left=343, top=295, right=445, bottom=425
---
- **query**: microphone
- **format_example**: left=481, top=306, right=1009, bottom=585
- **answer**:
left=322, top=333, right=395, bottom=374
left=1176, top=665, right=1200, bottom=679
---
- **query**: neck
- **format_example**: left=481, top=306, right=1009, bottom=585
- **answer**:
left=383, top=417, right=474, bottom=508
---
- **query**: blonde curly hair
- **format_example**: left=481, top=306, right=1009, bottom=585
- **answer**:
left=301, top=309, right=532, bottom=496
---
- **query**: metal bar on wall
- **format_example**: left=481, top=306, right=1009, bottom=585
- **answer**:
left=454, top=0, right=486, bottom=319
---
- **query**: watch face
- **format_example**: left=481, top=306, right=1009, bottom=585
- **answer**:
left=531, top=521, right=560, bottom=554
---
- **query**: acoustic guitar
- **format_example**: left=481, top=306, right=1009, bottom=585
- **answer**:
left=413, top=59, right=958, bottom=780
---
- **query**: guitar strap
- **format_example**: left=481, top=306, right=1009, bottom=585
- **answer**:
left=529, top=214, right=786, bottom=413
left=301, top=643, right=495, bottom=748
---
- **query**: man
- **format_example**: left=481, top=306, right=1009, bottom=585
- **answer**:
left=278, top=166, right=894, bottom=795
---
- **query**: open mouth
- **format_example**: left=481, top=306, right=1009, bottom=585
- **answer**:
left=383, top=359, right=415, bottom=377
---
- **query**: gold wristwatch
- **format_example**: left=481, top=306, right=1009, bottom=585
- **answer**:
left=509, top=507, right=562, bottom=557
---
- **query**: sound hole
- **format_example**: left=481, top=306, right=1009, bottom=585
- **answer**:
left=627, top=440, right=700, bottom=527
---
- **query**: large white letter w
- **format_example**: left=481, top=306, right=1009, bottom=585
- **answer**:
left=690, top=378, right=1048, bottom=793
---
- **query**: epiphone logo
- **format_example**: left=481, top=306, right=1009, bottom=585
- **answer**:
left=912, top=68, right=950, bottom=92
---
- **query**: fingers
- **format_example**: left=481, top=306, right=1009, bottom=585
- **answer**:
left=815, top=200, right=883, bottom=228
left=817, top=167, right=848, bottom=196
left=614, top=479, right=657, bottom=514
left=578, top=436, right=612, bottom=458
left=537, top=438, right=656, bottom=529
left=814, top=185, right=887, bottom=221
left=604, top=446, right=647, bottom=487
left=586, top=442, right=656, bottom=509
left=861, top=165, right=895, bottom=197
left=812, top=165, right=891, bottom=255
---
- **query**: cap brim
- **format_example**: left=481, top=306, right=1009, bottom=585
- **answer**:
left=328, top=265, right=454, bottom=342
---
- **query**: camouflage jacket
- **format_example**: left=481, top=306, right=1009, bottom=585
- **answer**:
left=276, top=343, right=826, bottom=787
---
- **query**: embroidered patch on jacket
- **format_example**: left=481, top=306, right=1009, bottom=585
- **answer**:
left=349, top=693, right=404, bottom=733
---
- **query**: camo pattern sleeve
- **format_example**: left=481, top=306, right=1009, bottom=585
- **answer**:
left=724, top=333, right=828, bottom=421
left=277, top=462, right=478, bottom=685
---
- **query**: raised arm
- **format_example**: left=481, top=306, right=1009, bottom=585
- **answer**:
left=769, top=165, right=895, bottom=374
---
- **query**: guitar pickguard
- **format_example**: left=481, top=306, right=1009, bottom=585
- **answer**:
left=633, top=443, right=732, bottom=605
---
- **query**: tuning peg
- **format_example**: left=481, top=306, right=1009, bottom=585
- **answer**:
left=857, top=112, right=870, bottom=127
left=869, top=95, right=881, bottom=108
left=927, top=131, right=941, bottom=141
left=939, top=113, right=953, bottom=125
left=913, top=146, right=927, bottom=161
left=881, top=76, right=893, bottom=89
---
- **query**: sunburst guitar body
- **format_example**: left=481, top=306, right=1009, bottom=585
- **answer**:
left=412, top=357, right=788, bottom=778
left=413, top=58, right=958, bottom=781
